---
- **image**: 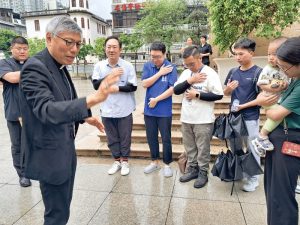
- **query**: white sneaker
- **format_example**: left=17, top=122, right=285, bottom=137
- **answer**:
left=144, top=162, right=160, bottom=174
left=121, top=161, right=130, bottom=176
left=242, top=177, right=259, bottom=192
left=108, top=161, right=121, bottom=175
left=163, top=165, right=173, bottom=177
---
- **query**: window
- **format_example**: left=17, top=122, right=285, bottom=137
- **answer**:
left=81, top=18, right=85, bottom=28
left=102, top=26, right=106, bottom=35
left=89, top=38, right=90, bottom=44
left=86, top=0, right=89, bottom=9
left=83, top=38, right=86, bottom=44
left=113, top=12, right=139, bottom=28
left=34, top=20, right=40, bottom=31
left=72, top=0, right=76, bottom=7
left=74, top=17, right=77, bottom=22
left=113, top=0, right=122, bottom=3
left=79, top=0, right=84, bottom=7
left=87, top=19, right=89, bottom=29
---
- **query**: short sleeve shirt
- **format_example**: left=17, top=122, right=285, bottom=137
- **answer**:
left=198, top=43, right=212, bottom=65
left=91, top=58, right=137, bottom=118
left=142, top=59, right=177, bottom=117
left=0, top=58, right=24, bottom=121
left=280, top=79, right=300, bottom=129
left=175, top=65, right=223, bottom=124
left=224, top=65, right=262, bottom=120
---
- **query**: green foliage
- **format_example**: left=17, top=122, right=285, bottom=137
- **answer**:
left=28, top=38, right=46, bottom=56
left=77, top=44, right=94, bottom=61
left=93, top=37, right=106, bottom=59
left=120, top=33, right=144, bottom=72
left=135, top=0, right=187, bottom=50
left=0, top=29, right=18, bottom=58
left=119, top=33, right=143, bottom=53
left=208, top=0, right=300, bottom=52
left=186, top=0, right=208, bottom=43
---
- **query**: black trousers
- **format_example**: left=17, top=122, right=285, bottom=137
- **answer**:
left=102, top=114, right=133, bottom=159
left=144, top=115, right=173, bottom=164
left=6, top=120, right=24, bottom=177
left=40, top=152, right=77, bottom=225
left=265, top=126, right=300, bottom=225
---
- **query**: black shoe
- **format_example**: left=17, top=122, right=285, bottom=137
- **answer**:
left=179, top=166, right=199, bottom=183
left=19, top=177, right=32, bottom=187
left=194, top=169, right=208, bottom=189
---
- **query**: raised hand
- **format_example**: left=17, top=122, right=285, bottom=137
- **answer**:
left=226, top=80, right=239, bottom=92
left=159, top=64, right=173, bottom=76
left=190, top=72, right=207, bottom=84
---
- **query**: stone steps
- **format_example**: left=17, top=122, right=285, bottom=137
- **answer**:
left=76, top=142, right=226, bottom=161
left=76, top=96, right=265, bottom=160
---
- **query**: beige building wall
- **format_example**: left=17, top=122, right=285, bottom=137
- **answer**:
left=210, top=22, right=300, bottom=70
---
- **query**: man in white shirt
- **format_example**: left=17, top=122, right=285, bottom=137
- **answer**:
left=174, top=46, right=223, bottom=188
left=92, top=36, right=137, bottom=176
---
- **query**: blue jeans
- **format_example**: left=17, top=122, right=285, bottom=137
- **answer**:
left=144, top=115, right=172, bottom=164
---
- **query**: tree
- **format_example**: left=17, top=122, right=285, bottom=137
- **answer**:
left=119, top=33, right=143, bottom=72
left=28, top=38, right=46, bottom=56
left=186, top=0, right=208, bottom=44
left=0, top=29, right=18, bottom=58
left=77, top=44, right=94, bottom=77
left=93, top=37, right=106, bottom=60
left=208, top=0, right=300, bottom=53
left=135, top=0, right=187, bottom=53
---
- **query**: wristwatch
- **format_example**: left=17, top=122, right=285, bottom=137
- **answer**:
left=195, top=93, right=200, bottom=98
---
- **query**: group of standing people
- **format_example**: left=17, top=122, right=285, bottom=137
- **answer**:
left=181, top=35, right=213, bottom=66
left=0, top=14, right=299, bottom=225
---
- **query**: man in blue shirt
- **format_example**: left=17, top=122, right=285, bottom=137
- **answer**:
left=224, top=38, right=262, bottom=192
left=142, top=42, right=177, bottom=177
left=0, top=36, right=31, bottom=187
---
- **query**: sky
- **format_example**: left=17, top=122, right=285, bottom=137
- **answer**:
left=89, top=0, right=112, bottom=20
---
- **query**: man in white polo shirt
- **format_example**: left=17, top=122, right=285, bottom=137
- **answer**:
left=92, top=36, right=137, bottom=176
left=174, top=46, right=223, bottom=188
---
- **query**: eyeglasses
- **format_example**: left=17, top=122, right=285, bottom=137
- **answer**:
left=12, top=47, right=29, bottom=52
left=277, top=63, right=294, bottom=73
left=183, top=62, right=196, bottom=68
left=55, top=35, right=82, bottom=48
left=150, top=55, right=163, bottom=60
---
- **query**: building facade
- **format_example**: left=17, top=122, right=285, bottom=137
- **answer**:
left=0, top=8, right=26, bottom=36
left=0, top=0, right=69, bottom=13
left=21, top=0, right=111, bottom=45
left=111, top=0, right=145, bottom=35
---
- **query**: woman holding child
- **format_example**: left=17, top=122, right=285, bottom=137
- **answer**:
left=256, top=37, right=300, bottom=225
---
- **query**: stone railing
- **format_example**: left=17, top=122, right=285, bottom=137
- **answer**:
left=213, top=56, right=268, bottom=86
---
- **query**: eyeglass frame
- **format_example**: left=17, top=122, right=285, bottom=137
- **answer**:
left=54, top=34, right=82, bottom=48
left=11, top=47, right=29, bottom=52
left=277, top=63, right=294, bottom=73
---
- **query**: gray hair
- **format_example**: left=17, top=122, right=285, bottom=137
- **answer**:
left=46, top=16, right=82, bottom=36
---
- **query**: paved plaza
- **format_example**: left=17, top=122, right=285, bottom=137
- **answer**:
left=0, top=80, right=299, bottom=225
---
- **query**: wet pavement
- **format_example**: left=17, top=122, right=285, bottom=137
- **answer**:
left=0, top=79, right=299, bottom=225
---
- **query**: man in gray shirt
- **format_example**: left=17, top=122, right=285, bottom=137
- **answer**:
left=92, top=36, right=137, bottom=176
left=0, top=36, right=31, bottom=187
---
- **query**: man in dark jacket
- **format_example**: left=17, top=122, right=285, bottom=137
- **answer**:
left=19, top=16, right=121, bottom=225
